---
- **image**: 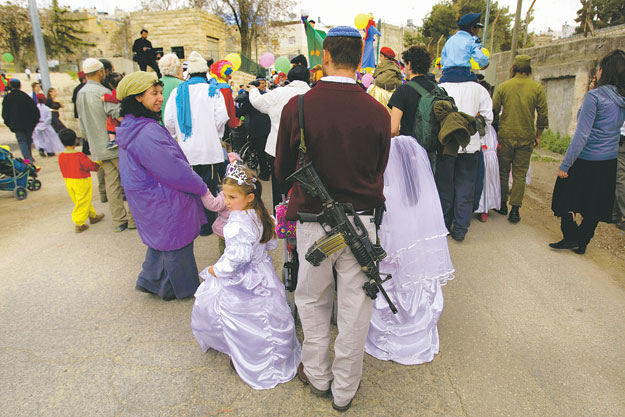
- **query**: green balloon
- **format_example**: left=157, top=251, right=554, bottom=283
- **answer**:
left=2, top=53, right=14, bottom=63
left=274, top=57, right=290, bottom=73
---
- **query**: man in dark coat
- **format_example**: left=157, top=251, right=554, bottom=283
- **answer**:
left=2, top=79, right=40, bottom=161
left=132, top=29, right=162, bottom=78
left=235, top=76, right=271, bottom=180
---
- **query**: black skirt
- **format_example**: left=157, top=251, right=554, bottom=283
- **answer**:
left=551, top=158, right=617, bottom=222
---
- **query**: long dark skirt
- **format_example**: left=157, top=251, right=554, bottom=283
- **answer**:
left=136, top=241, right=200, bottom=300
left=551, top=158, right=617, bottom=222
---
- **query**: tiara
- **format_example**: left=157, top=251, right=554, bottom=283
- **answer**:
left=225, top=162, right=257, bottom=189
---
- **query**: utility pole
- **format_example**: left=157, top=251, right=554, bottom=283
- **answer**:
left=510, top=0, right=523, bottom=67
left=522, top=0, right=537, bottom=47
left=483, top=0, right=492, bottom=47
left=27, top=0, right=50, bottom=93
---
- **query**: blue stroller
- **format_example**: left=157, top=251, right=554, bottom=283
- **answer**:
left=0, top=147, right=41, bottom=200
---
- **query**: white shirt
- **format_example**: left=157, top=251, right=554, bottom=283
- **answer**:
left=164, top=83, right=229, bottom=166
left=439, top=81, right=493, bottom=154
left=320, top=75, right=356, bottom=84
left=249, top=80, right=311, bottom=157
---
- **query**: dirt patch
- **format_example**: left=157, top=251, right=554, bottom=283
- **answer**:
left=523, top=158, right=625, bottom=283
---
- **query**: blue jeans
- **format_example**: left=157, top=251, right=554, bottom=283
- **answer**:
left=435, top=152, right=480, bottom=237
left=15, top=130, right=33, bottom=161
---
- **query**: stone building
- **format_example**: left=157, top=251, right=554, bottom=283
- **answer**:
left=128, top=9, right=227, bottom=62
left=486, top=30, right=625, bottom=137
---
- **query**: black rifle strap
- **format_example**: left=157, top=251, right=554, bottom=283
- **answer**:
left=297, top=94, right=307, bottom=165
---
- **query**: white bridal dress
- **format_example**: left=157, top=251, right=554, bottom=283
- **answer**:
left=366, top=136, right=455, bottom=365
left=476, top=125, right=502, bottom=213
left=191, top=209, right=301, bottom=390
left=33, top=103, right=64, bottom=154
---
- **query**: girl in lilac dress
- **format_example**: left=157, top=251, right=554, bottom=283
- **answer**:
left=191, top=162, right=300, bottom=390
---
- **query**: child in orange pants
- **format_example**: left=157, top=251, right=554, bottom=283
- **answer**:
left=58, top=128, right=104, bottom=232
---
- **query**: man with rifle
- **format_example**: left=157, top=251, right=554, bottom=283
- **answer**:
left=275, top=25, right=391, bottom=412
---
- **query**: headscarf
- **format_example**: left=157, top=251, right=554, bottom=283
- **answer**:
left=116, top=71, right=158, bottom=100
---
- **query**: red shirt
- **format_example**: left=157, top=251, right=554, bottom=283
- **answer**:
left=275, top=80, right=391, bottom=221
left=58, top=151, right=99, bottom=179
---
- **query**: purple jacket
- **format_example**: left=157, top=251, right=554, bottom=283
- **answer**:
left=117, top=114, right=208, bottom=251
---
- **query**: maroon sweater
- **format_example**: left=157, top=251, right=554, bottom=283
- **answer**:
left=275, top=80, right=391, bottom=221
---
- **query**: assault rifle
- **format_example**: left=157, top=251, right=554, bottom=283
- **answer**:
left=287, top=161, right=398, bottom=314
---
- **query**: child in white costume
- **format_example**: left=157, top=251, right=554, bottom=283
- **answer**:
left=366, top=136, right=454, bottom=365
left=474, top=125, right=501, bottom=221
left=33, top=97, right=64, bottom=156
left=191, top=162, right=300, bottom=390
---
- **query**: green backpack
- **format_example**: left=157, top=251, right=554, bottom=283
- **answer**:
left=407, top=81, right=457, bottom=151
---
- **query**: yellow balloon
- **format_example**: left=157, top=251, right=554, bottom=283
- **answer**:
left=354, top=13, right=369, bottom=30
left=224, top=53, right=241, bottom=71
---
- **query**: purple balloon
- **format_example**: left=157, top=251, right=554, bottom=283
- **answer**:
left=362, top=73, right=374, bottom=88
left=260, top=52, right=275, bottom=69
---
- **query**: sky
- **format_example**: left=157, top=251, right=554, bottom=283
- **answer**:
left=56, top=0, right=580, bottom=34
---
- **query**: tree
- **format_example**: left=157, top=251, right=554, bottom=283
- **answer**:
left=43, top=0, right=94, bottom=59
left=139, top=0, right=186, bottom=11
left=574, top=0, right=625, bottom=34
left=0, top=1, right=33, bottom=71
left=209, top=0, right=295, bottom=58
left=419, top=0, right=514, bottom=57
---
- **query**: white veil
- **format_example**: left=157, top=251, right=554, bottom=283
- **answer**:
left=379, top=136, right=454, bottom=287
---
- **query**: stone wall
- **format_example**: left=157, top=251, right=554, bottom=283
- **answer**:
left=379, top=23, right=418, bottom=59
left=486, top=33, right=625, bottom=137
left=129, top=9, right=226, bottom=61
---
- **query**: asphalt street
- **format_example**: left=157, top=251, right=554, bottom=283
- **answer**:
left=1, top=127, right=624, bottom=417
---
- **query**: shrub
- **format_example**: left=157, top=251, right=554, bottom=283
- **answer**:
left=539, top=129, right=571, bottom=155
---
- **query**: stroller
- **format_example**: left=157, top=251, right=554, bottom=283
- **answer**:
left=0, top=146, right=41, bottom=200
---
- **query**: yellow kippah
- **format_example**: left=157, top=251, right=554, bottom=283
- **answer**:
left=116, top=71, right=158, bottom=100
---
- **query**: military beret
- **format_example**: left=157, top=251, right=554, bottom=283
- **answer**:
left=513, top=55, right=532, bottom=71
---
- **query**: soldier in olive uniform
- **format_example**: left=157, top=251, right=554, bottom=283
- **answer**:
left=493, top=55, right=549, bottom=223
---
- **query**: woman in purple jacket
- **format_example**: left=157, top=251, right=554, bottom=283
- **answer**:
left=550, top=49, right=625, bottom=255
left=115, top=72, right=211, bottom=300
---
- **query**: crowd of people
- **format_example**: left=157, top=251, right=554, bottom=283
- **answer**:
left=2, top=16, right=624, bottom=412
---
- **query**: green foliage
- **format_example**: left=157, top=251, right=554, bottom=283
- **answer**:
left=403, top=31, right=429, bottom=48
left=43, top=0, right=94, bottom=58
left=418, top=0, right=514, bottom=59
left=575, top=0, right=625, bottom=34
left=539, top=130, right=572, bottom=155
left=66, top=70, right=78, bottom=80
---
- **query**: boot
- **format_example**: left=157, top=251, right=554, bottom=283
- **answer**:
left=494, top=203, right=508, bottom=215
left=508, top=206, right=520, bottom=223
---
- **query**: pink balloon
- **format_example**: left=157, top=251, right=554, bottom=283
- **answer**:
left=260, top=52, right=275, bottom=69
left=362, top=73, right=374, bottom=88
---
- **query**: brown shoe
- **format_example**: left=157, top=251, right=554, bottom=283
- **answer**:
left=89, top=213, right=105, bottom=224
left=297, top=363, right=331, bottom=397
left=75, top=224, right=89, bottom=233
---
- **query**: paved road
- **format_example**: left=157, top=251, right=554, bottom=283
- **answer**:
left=1, top=128, right=624, bottom=417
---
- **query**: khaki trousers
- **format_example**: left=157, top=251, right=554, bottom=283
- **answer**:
left=100, top=158, right=134, bottom=228
left=295, top=217, right=375, bottom=407
left=498, top=139, right=533, bottom=207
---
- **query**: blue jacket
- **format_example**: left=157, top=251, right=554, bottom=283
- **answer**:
left=561, top=85, right=625, bottom=171
left=441, top=30, right=489, bottom=70
left=116, top=114, right=208, bottom=251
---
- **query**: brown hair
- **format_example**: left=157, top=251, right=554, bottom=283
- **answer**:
left=223, top=166, right=276, bottom=244
left=323, top=36, right=363, bottom=70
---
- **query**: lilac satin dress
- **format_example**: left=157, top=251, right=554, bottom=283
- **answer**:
left=191, top=210, right=301, bottom=389
left=366, top=136, right=455, bottom=365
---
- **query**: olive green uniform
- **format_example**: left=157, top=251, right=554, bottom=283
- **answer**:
left=493, top=74, right=549, bottom=207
